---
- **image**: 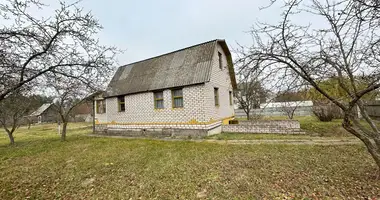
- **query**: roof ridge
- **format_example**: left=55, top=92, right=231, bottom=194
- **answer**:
left=120, top=39, right=220, bottom=67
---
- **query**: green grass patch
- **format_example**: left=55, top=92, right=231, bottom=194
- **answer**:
left=298, top=117, right=350, bottom=137
left=0, top=123, right=379, bottom=199
left=205, top=133, right=339, bottom=140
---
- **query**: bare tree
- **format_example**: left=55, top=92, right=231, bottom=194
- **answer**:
left=280, top=101, right=302, bottom=120
left=49, top=76, right=98, bottom=141
left=0, top=89, right=34, bottom=144
left=0, top=0, right=118, bottom=102
left=276, top=89, right=308, bottom=119
left=235, top=76, right=268, bottom=120
left=236, top=0, right=380, bottom=169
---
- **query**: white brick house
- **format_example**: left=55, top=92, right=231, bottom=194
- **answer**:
left=94, top=39, right=237, bottom=137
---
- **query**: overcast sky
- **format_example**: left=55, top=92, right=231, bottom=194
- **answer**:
left=25, top=0, right=291, bottom=65
left=73, top=0, right=284, bottom=65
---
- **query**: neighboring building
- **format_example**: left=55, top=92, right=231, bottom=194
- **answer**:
left=94, top=39, right=237, bottom=137
left=72, top=101, right=93, bottom=122
left=71, top=92, right=105, bottom=122
left=29, top=103, right=57, bottom=123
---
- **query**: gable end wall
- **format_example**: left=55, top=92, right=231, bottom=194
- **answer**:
left=204, top=43, right=235, bottom=122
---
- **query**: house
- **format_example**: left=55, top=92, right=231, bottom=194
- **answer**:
left=29, top=103, right=58, bottom=123
left=71, top=101, right=93, bottom=122
left=71, top=94, right=101, bottom=123
left=94, top=39, right=237, bottom=137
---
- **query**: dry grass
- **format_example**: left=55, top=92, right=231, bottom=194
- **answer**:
left=205, top=132, right=355, bottom=141
left=0, top=123, right=379, bottom=199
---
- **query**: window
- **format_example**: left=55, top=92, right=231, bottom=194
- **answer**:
left=96, top=100, right=106, bottom=114
left=117, top=96, right=125, bottom=112
left=214, top=88, right=219, bottom=106
left=154, top=91, right=164, bottom=109
left=172, top=89, right=183, bottom=108
left=218, top=52, right=223, bottom=69
left=229, top=91, right=233, bottom=105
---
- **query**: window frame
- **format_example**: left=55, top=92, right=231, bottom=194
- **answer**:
left=229, top=91, right=233, bottom=106
left=218, top=51, right=223, bottom=69
left=117, top=96, right=125, bottom=112
left=171, top=88, right=184, bottom=108
left=96, top=100, right=106, bottom=114
left=154, top=91, right=164, bottom=109
left=214, top=87, right=219, bottom=106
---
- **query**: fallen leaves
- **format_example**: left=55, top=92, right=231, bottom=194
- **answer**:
left=0, top=123, right=379, bottom=199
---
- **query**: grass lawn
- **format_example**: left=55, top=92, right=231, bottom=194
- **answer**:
left=205, top=132, right=354, bottom=141
left=1, top=123, right=379, bottom=199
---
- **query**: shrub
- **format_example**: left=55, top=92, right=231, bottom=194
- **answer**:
left=312, top=100, right=345, bottom=121
left=312, top=105, right=335, bottom=122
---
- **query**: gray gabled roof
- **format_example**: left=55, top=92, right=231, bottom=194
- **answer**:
left=30, top=103, right=53, bottom=116
left=105, top=39, right=237, bottom=97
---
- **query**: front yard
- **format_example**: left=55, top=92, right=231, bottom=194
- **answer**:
left=0, top=123, right=379, bottom=199
left=205, top=132, right=355, bottom=141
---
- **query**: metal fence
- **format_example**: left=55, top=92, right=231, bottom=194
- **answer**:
left=235, top=106, right=313, bottom=118
left=235, top=101, right=380, bottom=119
left=365, top=101, right=380, bottom=119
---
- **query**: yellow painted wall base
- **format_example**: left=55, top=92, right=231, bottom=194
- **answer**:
left=222, top=117, right=235, bottom=125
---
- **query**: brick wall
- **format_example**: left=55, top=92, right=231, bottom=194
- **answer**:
left=238, top=120, right=300, bottom=129
left=222, top=120, right=304, bottom=134
left=204, top=43, right=235, bottom=121
left=95, top=84, right=207, bottom=124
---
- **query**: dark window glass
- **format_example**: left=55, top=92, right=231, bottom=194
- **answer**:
left=154, top=91, right=164, bottom=109
left=218, top=52, right=223, bottom=69
left=214, top=88, right=219, bottom=106
left=172, top=89, right=183, bottom=108
left=229, top=91, right=233, bottom=105
left=118, top=96, right=125, bottom=112
left=96, top=100, right=106, bottom=114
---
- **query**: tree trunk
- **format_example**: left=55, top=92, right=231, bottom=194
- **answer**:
left=7, top=131, right=15, bottom=145
left=246, top=111, right=250, bottom=120
left=359, top=137, right=380, bottom=170
left=61, top=121, right=68, bottom=141
left=367, top=144, right=380, bottom=170
left=342, top=122, right=380, bottom=170
left=289, top=109, right=295, bottom=120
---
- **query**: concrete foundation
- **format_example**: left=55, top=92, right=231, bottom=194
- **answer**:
left=94, top=124, right=222, bottom=138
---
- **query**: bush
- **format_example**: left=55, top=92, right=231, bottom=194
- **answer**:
left=312, top=100, right=345, bottom=122
left=312, top=105, right=335, bottom=122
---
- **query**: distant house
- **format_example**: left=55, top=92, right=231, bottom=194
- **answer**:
left=94, top=39, right=237, bottom=136
left=71, top=100, right=94, bottom=122
left=29, top=103, right=57, bottom=123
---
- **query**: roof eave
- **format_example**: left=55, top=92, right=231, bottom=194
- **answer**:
left=104, top=82, right=206, bottom=98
